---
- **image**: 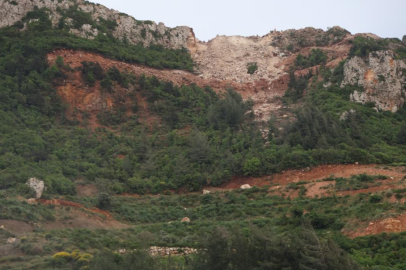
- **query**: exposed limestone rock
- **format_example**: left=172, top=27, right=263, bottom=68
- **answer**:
left=149, top=246, right=197, bottom=256
left=0, top=0, right=195, bottom=50
left=69, top=24, right=98, bottom=40
left=6, top=238, right=16, bottom=244
left=202, top=189, right=211, bottom=195
left=240, top=184, right=252, bottom=190
left=181, top=217, right=190, bottom=223
left=339, top=109, right=356, bottom=121
left=342, top=51, right=406, bottom=112
left=26, top=177, right=45, bottom=199
left=27, top=198, right=37, bottom=205
left=194, top=35, right=286, bottom=83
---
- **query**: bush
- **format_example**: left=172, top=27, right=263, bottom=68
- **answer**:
left=97, top=192, right=111, bottom=209
left=247, top=62, right=258, bottom=74
left=369, top=194, right=382, bottom=203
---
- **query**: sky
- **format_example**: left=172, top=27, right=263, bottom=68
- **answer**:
left=90, top=0, right=406, bottom=41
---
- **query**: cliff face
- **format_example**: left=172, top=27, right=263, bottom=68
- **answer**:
left=0, top=0, right=196, bottom=50
left=342, top=51, right=406, bottom=112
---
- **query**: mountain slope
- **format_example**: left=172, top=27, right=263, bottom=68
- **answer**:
left=2, top=1, right=406, bottom=269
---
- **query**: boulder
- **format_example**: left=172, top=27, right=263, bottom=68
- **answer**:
left=26, top=177, right=45, bottom=199
left=6, top=238, right=16, bottom=244
left=181, top=217, right=190, bottom=223
left=240, top=184, right=252, bottom=190
left=27, top=198, right=37, bottom=205
left=202, top=189, right=211, bottom=195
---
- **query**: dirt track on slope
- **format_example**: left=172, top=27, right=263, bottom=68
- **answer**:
left=206, top=164, right=406, bottom=199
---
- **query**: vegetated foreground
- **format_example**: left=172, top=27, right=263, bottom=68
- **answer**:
left=3, top=163, right=406, bottom=269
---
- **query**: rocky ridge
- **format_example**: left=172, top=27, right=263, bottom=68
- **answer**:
left=0, top=0, right=196, bottom=49
left=2, top=0, right=406, bottom=119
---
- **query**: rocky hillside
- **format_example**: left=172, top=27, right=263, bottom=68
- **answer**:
left=0, top=0, right=196, bottom=49
left=2, top=0, right=406, bottom=118
left=342, top=50, right=406, bottom=112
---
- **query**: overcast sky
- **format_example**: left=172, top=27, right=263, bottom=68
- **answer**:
left=90, top=0, right=405, bottom=41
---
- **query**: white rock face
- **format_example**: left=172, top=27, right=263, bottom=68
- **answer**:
left=202, top=189, right=211, bottom=194
left=339, top=109, right=356, bottom=121
left=240, top=184, right=252, bottom=190
left=0, top=0, right=195, bottom=50
left=342, top=51, right=406, bottom=112
left=6, top=238, right=16, bottom=244
left=26, top=177, right=45, bottom=199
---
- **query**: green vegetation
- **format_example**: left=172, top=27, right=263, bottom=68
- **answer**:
left=2, top=5, right=406, bottom=270
left=295, top=48, right=328, bottom=68
left=323, top=173, right=388, bottom=191
left=349, top=36, right=389, bottom=57
left=246, top=62, right=258, bottom=74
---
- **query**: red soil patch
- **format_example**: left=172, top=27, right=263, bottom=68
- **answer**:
left=305, top=181, right=334, bottom=198
left=47, top=49, right=290, bottom=127
left=208, top=164, right=406, bottom=199
left=37, top=199, right=112, bottom=219
left=48, top=49, right=285, bottom=98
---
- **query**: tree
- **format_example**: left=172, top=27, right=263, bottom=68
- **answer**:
left=188, top=129, right=211, bottom=163
left=243, top=157, right=261, bottom=176
left=97, top=192, right=111, bottom=209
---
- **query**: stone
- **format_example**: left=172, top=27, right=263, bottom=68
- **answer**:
left=240, top=184, right=252, bottom=190
left=202, top=189, right=211, bottom=194
left=0, top=225, right=4, bottom=230
left=6, top=238, right=16, bottom=244
left=26, top=177, right=45, bottom=199
left=181, top=217, right=190, bottom=223
left=27, top=198, right=37, bottom=205
left=341, top=51, right=406, bottom=112
left=339, top=109, right=356, bottom=121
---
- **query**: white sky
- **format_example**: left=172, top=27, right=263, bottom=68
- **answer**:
left=90, top=0, right=406, bottom=41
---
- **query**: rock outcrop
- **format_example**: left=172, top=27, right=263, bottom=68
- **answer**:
left=181, top=217, right=190, bottom=223
left=0, top=0, right=195, bottom=50
left=342, top=51, right=406, bottom=112
left=149, top=246, right=197, bottom=256
left=26, top=177, right=45, bottom=199
left=6, top=238, right=17, bottom=244
left=270, top=26, right=350, bottom=50
left=240, top=184, right=252, bottom=190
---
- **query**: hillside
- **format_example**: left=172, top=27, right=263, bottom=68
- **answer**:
left=1, top=0, right=406, bottom=269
